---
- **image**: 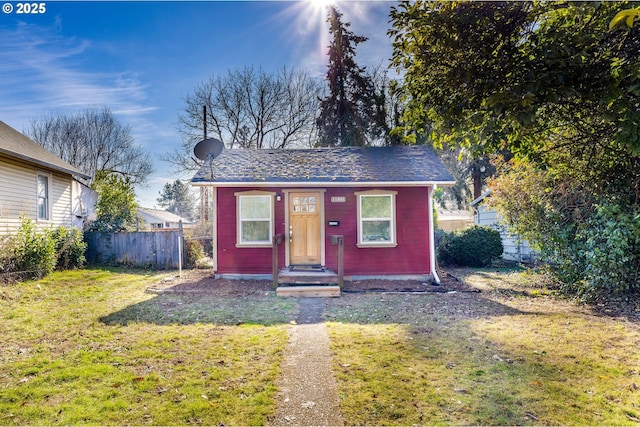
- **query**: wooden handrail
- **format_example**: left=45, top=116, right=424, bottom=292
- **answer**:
left=272, top=234, right=284, bottom=289
left=330, top=235, right=344, bottom=289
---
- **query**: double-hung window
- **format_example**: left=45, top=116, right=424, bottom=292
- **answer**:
left=355, top=190, right=397, bottom=247
left=236, top=191, right=274, bottom=247
left=36, top=172, right=50, bottom=221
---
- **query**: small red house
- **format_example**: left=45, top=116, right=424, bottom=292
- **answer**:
left=191, top=146, right=454, bottom=286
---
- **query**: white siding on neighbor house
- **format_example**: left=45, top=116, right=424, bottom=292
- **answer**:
left=475, top=204, right=537, bottom=263
left=0, top=155, right=74, bottom=236
left=71, top=180, right=97, bottom=229
left=50, top=171, right=73, bottom=228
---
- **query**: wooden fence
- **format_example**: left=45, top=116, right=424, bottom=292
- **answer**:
left=84, top=230, right=185, bottom=269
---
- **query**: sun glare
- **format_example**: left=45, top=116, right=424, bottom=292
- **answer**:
left=307, top=0, right=335, bottom=15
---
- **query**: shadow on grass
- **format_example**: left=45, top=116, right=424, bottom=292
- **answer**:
left=100, top=270, right=527, bottom=328
left=100, top=279, right=299, bottom=327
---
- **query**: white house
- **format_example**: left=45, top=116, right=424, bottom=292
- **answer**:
left=470, top=191, right=537, bottom=263
left=0, top=120, right=94, bottom=236
left=137, top=207, right=194, bottom=230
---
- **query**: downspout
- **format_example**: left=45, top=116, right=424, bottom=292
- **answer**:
left=428, top=185, right=441, bottom=285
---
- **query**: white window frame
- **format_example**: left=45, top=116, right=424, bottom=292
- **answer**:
left=355, top=189, right=398, bottom=248
left=235, top=191, right=275, bottom=248
left=36, top=171, right=51, bottom=222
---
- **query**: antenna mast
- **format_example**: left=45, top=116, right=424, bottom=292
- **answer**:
left=203, top=105, right=207, bottom=139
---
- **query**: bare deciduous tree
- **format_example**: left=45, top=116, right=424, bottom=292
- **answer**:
left=27, top=106, right=153, bottom=185
left=165, top=66, right=322, bottom=173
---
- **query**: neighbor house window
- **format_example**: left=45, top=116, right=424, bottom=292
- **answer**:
left=236, top=191, right=274, bottom=247
left=355, top=190, right=397, bottom=247
left=36, top=173, right=50, bottom=221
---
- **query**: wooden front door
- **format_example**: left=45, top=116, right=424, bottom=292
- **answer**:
left=289, top=191, right=322, bottom=265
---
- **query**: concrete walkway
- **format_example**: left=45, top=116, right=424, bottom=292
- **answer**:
left=271, top=298, right=344, bottom=426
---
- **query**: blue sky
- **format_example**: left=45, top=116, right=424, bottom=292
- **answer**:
left=0, top=0, right=396, bottom=207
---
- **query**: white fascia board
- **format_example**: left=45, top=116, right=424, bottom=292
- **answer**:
left=191, top=180, right=457, bottom=187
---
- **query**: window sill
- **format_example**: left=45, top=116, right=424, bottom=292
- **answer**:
left=357, top=242, right=397, bottom=248
left=235, top=243, right=272, bottom=249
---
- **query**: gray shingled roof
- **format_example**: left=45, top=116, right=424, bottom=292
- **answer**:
left=191, top=145, right=455, bottom=185
left=0, top=120, right=89, bottom=179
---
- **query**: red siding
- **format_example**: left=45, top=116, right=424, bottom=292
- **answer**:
left=216, top=186, right=286, bottom=274
left=215, top=186, right=432, bottom=276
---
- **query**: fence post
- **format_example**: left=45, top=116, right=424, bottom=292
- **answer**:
left=178, top=235, right=182, bottom=278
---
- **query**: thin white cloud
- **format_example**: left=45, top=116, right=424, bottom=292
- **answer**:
left=0, top=21, right=156, bottom=128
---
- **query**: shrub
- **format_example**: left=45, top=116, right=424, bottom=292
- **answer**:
left=52, top=226, right=87, bottom=270
left=438, top=225, right=503, bottom=267
left=11, top=217, right=56, bottom=279
left=185, top=239, right=205, bottom=268
left=574, top=202, right=640, bottom=298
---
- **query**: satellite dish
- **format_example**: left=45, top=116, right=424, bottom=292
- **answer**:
left=194, top=138, right=224, bottom=161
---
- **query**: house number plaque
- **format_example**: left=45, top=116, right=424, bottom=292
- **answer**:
left=331, top=196, right=346, bottom=203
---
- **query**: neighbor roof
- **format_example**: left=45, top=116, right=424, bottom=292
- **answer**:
left=138, top=207, right=194, bottom=224
left=0, top=120, right=90, bottom=179
left=191, top=145, right=455, bottom=186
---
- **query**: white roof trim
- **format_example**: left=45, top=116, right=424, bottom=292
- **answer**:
left=470, top=190, right=492, bottom=207
left=191, top=180, right=457, bottom=188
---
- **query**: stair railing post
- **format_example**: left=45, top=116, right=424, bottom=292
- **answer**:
left=272, top=234, right=283, bottom=289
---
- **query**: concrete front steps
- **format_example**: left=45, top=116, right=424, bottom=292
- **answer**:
left=275, top=266, right=341, bottom=298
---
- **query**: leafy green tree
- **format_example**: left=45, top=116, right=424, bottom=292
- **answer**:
left=488, top=154, right=640, bottom=298
left=390, top=0, right=640, bottom=156
left=317, top=6, right=388, bottom=146
left=389, top=1, right=640, bottom=297
left=156, top=179, right=197, bottom=221
left=88, top=171, right=138, bottom=232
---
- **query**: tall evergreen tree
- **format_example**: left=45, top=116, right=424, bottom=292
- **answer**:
left=317, top=6, right=386, bottom=146
left=156, top=180, right=197, bottom=221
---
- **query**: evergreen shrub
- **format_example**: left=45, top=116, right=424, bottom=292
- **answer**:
left=185, top=239, right=205, bottom=268
left=437, top=225, right=503, bottom=267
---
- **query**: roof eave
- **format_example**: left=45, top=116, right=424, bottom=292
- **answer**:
left=190, top=180, right=457, bottom=187
left=470, top=190, right=492, bottom=207
left=0, top=148, right=91, bottom=180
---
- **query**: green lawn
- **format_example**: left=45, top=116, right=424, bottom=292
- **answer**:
left=0, top=268, right=296, bottom=425
left=2, top=267, right=639, bottom=426
left=325, top=268, right=640, bottom=426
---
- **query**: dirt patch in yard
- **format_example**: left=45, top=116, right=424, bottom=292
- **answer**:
left=148, top=269, right=478, bottom=296
left=147, top=267, right=640, bottom=322
left=146, top=269, right=272, bottom=296
left=343, top=270, right=478, bottom=294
